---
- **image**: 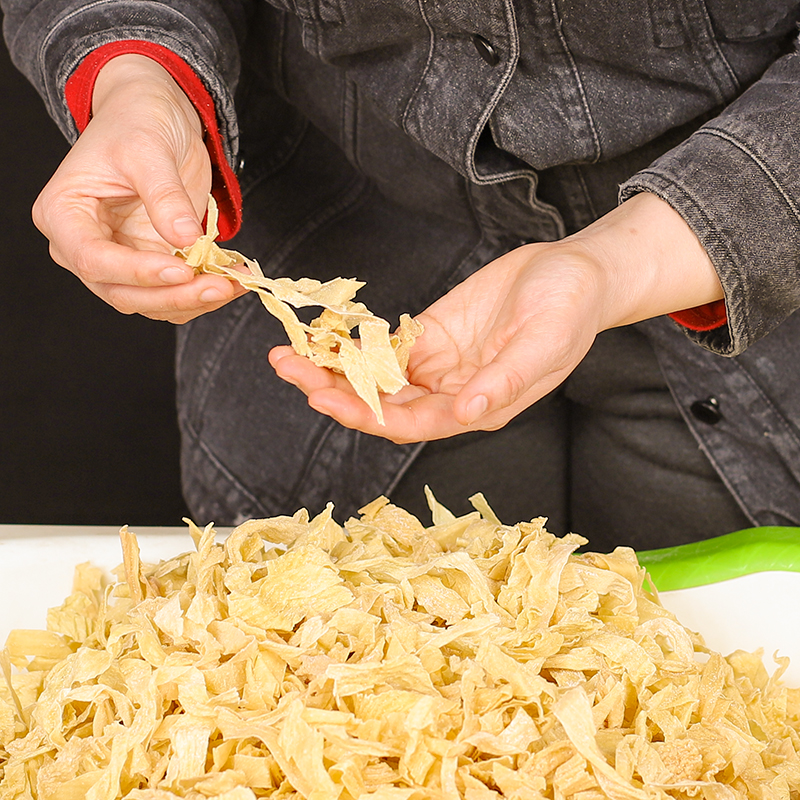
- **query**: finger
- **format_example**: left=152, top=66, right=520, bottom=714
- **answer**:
left=37, top=196, right=194, bottom=294
left=269, top=349, right=391, bottom=430
left=307, top=386, right=469, bottom=443
left=127, top=148, right=206, bottom=248
left=269, top=348, right=434, bottom=406
left=89, top=272, right=246, bottom=319
left=271, top=345, right=476, bottom=441
left=269, top=347, right=343, bottom=392
left=50, top=232, right=196, bottom=290
left=271, top=340, right=480, bottom=441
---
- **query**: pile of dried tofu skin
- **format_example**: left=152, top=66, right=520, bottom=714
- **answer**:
left=2, top=492, right=800, bottom=800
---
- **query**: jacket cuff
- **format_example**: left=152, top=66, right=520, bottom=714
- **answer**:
left=65, top=41, right=241, bottom=240
left=620, top=54, right=800, bottom=357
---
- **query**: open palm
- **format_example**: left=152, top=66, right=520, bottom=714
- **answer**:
left=270, top=242, right=604, bottom=443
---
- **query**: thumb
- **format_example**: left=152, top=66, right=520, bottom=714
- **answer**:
left=454, top=327, right=584, bottom=426
left=454, top=355, right=530, bottom=427
left=133, top=157, right=205, bottom=248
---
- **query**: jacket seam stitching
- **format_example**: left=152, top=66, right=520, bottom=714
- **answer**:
left=697, top=127, right=800, bottom=222
left=182, top=417, right=263, bottom=509
left=689, top=0, right=740, bottom=98
left=690, top=381, right=800, bottom=526
left=401, top=0, right=436, bottom=133
left=341, top=78, right=359, bottom=170
left=239, top=116, right=309, bottom=198
left=684, top=431, right=757, bottom=525
left=730, top=360, right=800, bottom=474
left=40, top=2, right=217, bottom=75
left=381, top=441, right=429, bottom=500
left=463, top=0, right=520, bottom=180
left=284, top=417, right=343, bottom=511
left=548, top=0, right=601, bottom=163
left=438, top=191, right=492, bottom=295
left=649, top=336, right=756, bottom=525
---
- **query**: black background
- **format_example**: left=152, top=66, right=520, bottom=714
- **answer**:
left=0, top=15, right=189, bottom=525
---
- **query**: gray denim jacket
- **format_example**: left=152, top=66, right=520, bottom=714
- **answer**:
left=4, top=0, right=800, bottom=525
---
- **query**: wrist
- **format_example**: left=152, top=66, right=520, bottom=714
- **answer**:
left=91, top=54, right=202, bottom=136
left=565, top=192, right=724, bottom=331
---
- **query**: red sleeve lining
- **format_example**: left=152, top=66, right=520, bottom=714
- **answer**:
left=64, top=40, right=241, bottom=240
left=669, top=299, right=727, bottom=331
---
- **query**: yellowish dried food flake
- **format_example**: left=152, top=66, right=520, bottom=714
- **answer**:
left=173, top=196, right=423, bottom=424
left=3, top=492, right=800, bottom=799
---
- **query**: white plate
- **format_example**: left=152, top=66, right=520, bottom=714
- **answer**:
left=658, top=571, right=800, bottom=685
left=0, top=527, right=194, bottom=640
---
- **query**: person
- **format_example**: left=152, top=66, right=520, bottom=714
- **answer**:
left=3, top=0, right=800, bottom=552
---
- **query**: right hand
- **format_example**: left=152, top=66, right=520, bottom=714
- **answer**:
left=32, top=53, right=245, bottom=323
left=271, top=192, right=725, bottom=443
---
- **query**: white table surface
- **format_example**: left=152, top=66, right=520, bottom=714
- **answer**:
left=0, top=524, right=196, bottom=638
left=2, top=525, right=799, bottom=686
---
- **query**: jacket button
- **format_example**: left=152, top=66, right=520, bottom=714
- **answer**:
left=690, top=397, right=723, bottom=425
left=471, top=34, right=500, bottom=66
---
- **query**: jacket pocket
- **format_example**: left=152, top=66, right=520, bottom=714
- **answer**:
left=701, top=0, right=800, bottom=41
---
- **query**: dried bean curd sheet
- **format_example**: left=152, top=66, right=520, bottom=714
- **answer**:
left=172, top=197, right=422, bottom=424
left=2, top=492, right=800, bottom=800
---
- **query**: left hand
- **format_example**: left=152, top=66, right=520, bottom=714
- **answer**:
left=31, top=54, right=245, bottom=324
left=269, top=192, right=724, bottom=443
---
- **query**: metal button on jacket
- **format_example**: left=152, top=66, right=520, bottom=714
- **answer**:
left=690, top=397, right=723, bottom=425
left=471, top=34, right=499, bottom=66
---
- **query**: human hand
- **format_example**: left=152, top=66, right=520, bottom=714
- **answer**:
left=270, top=242, right=605, bottom=442
left=32, top=54, right=245, bottom=323
left=270, top=193, right=724, bottom=442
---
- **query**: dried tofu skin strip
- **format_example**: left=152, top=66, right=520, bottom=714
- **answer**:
left=173, top=196, right=423, bottom=424
left=3, top=492, right=800, bottom=800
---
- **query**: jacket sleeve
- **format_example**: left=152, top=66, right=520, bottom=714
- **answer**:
left=1, top=0, right=251, bottom=167
left=620, top=45, right=800, bottom=358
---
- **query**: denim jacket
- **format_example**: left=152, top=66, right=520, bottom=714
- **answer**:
left=4, top=0, right=800, bottom=525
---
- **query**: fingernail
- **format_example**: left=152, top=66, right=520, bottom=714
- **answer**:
left=200, top=287, right=225, bottom=303
left=173, top=215, right=202, bottom=239
left=159, top=266, right=190, bottom=284
left=464, top=394, right=488, bottom=424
